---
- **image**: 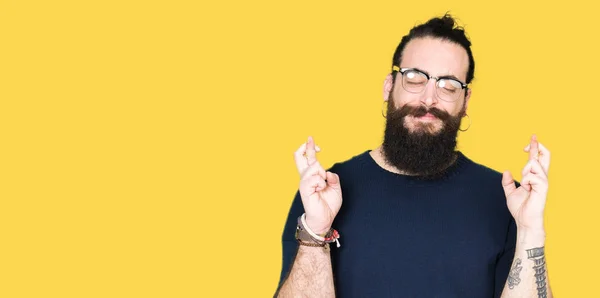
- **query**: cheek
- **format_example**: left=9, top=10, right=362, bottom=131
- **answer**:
left=441, top=101, right=464, bottom=116
left=392, top=90, right=420, bottom=107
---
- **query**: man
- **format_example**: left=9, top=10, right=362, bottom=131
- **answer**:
left=275, top=14, right=553, bottom=298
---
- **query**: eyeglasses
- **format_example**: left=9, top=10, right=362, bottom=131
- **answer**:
left=393, top=66, right=468, bottom=102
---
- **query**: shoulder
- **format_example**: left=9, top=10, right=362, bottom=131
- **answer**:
left=326, top=150, right=372, bottom=176
left=461, top=153, right=521, bottom=187
left=457, top=153, right=511, bottom=198
left=460, top=153, right=504, bottom=181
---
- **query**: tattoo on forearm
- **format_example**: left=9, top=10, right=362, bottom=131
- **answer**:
left=527, top=247, right=544, bottom=258
left=526, top=246, right=547, bottom=298
left=507, top=258, right=523, bottom=289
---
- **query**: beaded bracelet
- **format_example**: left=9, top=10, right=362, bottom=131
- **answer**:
left=296, top=213, right=341, bottom=248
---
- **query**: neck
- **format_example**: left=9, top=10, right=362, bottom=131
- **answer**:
left=370, top=145, right=458, bottom=176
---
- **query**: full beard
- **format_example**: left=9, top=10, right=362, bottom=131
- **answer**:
left=382, top=99, right=464, bottom=179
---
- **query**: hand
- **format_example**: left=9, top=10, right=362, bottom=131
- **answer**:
left=501, top=134, right=551, bottom=231
left=294, top=136, right=343, bottom=235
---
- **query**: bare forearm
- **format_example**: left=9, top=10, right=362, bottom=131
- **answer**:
left=277, top=245, right=335, bottom=298
left=501, top=229, right=553, bottom=298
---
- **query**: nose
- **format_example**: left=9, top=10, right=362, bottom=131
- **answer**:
left=420, top=79, right=438, bottom=107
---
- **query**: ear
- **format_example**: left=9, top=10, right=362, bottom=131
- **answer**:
left=462, top=88, right=472, bottom=115
left=383, top=74, right=394, bottom=102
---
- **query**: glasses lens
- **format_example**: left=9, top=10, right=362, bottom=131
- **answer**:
left=402, top=70, right=428, bottom=93
left=436, top=79, right=462, bottom=102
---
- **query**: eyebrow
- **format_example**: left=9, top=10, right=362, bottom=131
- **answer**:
left=412, top=67, right=464, bottom=83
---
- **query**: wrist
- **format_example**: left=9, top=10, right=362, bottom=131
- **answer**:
left=312, top=227, right=329, bottom=237
left=296, top=213, right=341, bottom=248
left=304, top=216, right=330, bottom=236
left=516, top=227, right=546, bottom=247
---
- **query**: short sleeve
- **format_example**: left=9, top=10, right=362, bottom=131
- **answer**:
left=494, top=214, right=517, bottom=298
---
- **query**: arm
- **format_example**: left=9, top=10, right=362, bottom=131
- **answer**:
left=276, top=245, right=335, bottom=298
left=500, top=135, right=554, bottom=297
left=501, top=229, right=553, bottom=297
left=275, top=136, right=342, bottom=297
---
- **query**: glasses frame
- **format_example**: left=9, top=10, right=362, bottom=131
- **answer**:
left=392, top=65, right=468, bottom=102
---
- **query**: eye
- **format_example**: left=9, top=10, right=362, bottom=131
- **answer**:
left=404, top=70, right=427, bottom=84
left=438, top=79, right=461, bottom=93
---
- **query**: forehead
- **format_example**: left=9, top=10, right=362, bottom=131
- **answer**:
left=401, top=37, right=469, bottom=81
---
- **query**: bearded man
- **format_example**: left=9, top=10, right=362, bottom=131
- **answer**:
left=275, top=14, right=554, bottom=298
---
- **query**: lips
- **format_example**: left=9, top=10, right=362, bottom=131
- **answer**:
left=417, top=113, right=437, bottom=119
left=397, top=105, right=450, bottom=121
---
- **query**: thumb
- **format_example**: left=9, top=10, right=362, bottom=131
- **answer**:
left=501, top=171, right=517, bottom=197
left=326, top=171, right=341, bottom=189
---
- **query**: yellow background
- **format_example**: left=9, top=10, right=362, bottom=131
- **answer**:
left=1, top=1, right=597, bottom=297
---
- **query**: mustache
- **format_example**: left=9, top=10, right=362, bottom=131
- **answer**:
left=396, top=104, right=451, bottom=121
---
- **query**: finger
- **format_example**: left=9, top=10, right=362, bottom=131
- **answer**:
left=537, top=142, right=551, bottom=175
left=529, top=159, right=548, bottom=180
left=306, top=136, right=318, bottom=166
left=294, top=139, right=323, bottom=174
left=326, top=171, right=342, bottom=191
left=294, top=142, right=309, bottom=174
left=314, top=176, right=327, bottom=192
left=501, top=171, right=517, bottom=197
left=301, top=175, right=326, bottom=194
left=528, top=134, right=540, bottom=161
left=521, top=173, right=548, bottom=195
left=521, top=159, right=547, bottom=179
left=521, top=159, right=533, bottom=177
left=526, top=141, right=551, bottom=174
left=301, top=161, right=327, bottom=181
left=326, top=171, right=340, bottom=185
left=517, top=168, right=532, bottom=192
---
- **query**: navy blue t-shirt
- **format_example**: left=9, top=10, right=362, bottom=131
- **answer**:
left=275, top=150, right=517, bottom=298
